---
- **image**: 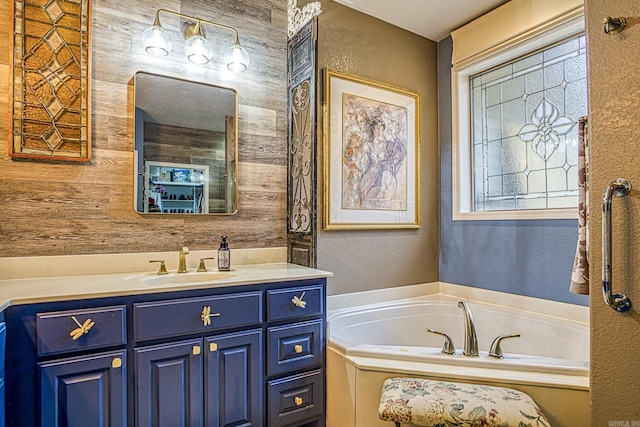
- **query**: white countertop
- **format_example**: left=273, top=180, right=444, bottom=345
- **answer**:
left=0, top=263, right=332, bottom=311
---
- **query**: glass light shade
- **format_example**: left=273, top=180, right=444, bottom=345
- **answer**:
left=226, top=43, right=250, bottom=72
left=142, top=25, right=172, bottom=57
left=185, top=35, right=212, bottom=65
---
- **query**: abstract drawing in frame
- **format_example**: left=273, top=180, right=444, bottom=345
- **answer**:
left=323, top=69, right=420, bottom=229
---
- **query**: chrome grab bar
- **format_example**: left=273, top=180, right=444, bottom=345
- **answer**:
left=602, top=178, right=632, bottom=312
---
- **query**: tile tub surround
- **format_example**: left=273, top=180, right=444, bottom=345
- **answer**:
left=326, top=283, right=589, bottom=427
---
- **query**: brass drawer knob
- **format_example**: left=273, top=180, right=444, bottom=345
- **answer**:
left=291, top=291, right=307, bottom=308
left=294, top=345, right=303, bottom=354
left=70, top=315, right=95, bottom=340
left=201, top=306, right=221, bottom=326
left=294, top=396, right=303, bottom=406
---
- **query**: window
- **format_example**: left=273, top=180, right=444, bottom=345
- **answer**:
left=470, top=35, right=587, bottom=213
left=451, top=2, right=585, bottom=220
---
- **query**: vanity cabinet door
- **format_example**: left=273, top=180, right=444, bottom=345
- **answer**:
left=135, top=338, right=204, bottom=427
left=205, top=330, right=262, bottom=427
left=39, top=350, right=126, bottom=427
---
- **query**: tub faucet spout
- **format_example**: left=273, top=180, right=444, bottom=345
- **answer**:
left=457, top=301, right=479, bottom=357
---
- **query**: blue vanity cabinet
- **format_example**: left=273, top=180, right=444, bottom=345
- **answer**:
left=3, top=276, right=328, bottom=427
left=0, top=321, right=5, bottom=427
left=133, top=291, right=263, bottom=427
left=265, top=284, right=326, bottom=426
left=204, top=330, right=262, bottom=426
left=134, top=331, right=263, bottom=427
left=134, top=338, right=204, bottom=427
left=39, top=350, right=127, bottom=427
left=36, top=305, right=128, bottom=427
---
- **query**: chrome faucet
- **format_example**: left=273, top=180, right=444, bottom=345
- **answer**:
left=457, top=301, right=479, bottom=357
left=177, top=246, right=189, bottom=273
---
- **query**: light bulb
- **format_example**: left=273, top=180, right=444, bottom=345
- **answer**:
left=225, top=43, right=250, bottom=72
left=185, top=35, right=212, bottom=65
left=142, top=25, right=172, bottom=57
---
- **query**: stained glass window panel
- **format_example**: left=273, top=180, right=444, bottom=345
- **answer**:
left=470, top=35, right=587, bottom=212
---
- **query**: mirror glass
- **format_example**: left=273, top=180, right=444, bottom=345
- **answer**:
left=133, top=72, right=238, bottom=214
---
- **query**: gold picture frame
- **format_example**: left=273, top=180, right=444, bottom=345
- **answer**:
left=323, top=69, right=420, bottom=230
left=10, top=0, right=92, bottom=162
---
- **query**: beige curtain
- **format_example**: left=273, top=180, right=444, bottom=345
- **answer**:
left=570, top=116, right=589, bottom=295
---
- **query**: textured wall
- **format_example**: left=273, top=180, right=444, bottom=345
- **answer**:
left=438, top=36, right=587, bottom=306
left=0, top=0, right=288, bottom=257
left=586, top=0, right=640, bottom=423
left=316, top=1, right=439, bottom=295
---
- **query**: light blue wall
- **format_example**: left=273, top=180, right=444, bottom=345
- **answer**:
left=438, top=37, right=588, bottom=306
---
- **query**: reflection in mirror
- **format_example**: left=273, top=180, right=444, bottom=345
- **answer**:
left=133, top=72, right=238, bottom=214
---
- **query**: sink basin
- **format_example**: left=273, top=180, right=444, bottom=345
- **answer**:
left=132, top=271, right=238, bottom=286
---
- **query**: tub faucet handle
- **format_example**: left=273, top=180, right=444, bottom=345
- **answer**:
left=488, top=333, right=521, bottom=359
left=426, top=329, right=456, bottom=355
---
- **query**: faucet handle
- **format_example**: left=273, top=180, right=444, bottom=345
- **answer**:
left=488, top=333, right=521, bottom=359
left=149, top=260, right=168, bottom=275
left=426, top=329, right=456, bottom=355
left=197, top=257, right=216, bottom=272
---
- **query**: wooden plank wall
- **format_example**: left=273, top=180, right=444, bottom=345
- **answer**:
left=0, top=0, right=288, bottom=257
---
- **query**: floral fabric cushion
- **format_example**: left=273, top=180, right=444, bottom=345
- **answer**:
left=378, top=377, right=551, bottom=427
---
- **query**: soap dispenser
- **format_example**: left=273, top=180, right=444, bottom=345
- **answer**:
left=218, top=236, right=230, bottom=271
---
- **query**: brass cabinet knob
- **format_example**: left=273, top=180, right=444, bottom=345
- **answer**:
left=70, top=315, right=95, bottom=340
left=294, top=345, right=303, bottom=354
left=193, top=345, right=201, bottom=355
left=112, top=358, right=122, bottom=369
left=291, top=291, right=307, bottom=308
left=294, top=396, right=303, bottom=406
left=201, top=306, right=221, bottom=326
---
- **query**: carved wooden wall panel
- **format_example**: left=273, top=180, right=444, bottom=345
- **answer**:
left=10, top=0, right=91, bottom=161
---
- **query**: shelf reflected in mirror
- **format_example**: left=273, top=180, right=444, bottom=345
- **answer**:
left=133, top=72, right=238, bottom=215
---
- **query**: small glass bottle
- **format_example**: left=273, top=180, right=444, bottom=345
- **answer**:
left=218, top=236, right=230, bottom=271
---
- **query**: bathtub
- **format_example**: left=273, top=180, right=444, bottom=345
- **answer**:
left=326, top=284, right=589, bottom=427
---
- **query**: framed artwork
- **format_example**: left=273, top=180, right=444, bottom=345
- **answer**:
left=10, top=0, right=92, bottom=162
left=323, top=69, right=420, bottom=229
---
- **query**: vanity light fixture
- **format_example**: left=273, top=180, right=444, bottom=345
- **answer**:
left=143, top=9, right=250, bottom=71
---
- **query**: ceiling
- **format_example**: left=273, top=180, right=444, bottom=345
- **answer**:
left=333, top=0, right=510, bottom=41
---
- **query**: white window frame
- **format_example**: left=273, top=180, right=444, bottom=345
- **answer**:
left=451, top=5, right=585, bottom=221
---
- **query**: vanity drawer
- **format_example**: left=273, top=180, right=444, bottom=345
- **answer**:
left=133, top=291, right=262, bottom=341
left=267, top=369, right=324, bottom=426
left=267, top=319, right=323, bottom=377
left=266, top=284, right=323, bottom=323
left=36, top=305, right=127, bottom=357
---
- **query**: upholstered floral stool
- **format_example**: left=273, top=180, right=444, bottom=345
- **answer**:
left=378, top=377, right=551, bottom=427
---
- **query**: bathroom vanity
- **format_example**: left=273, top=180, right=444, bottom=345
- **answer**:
left=0, top=263, right=330, bottom=427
